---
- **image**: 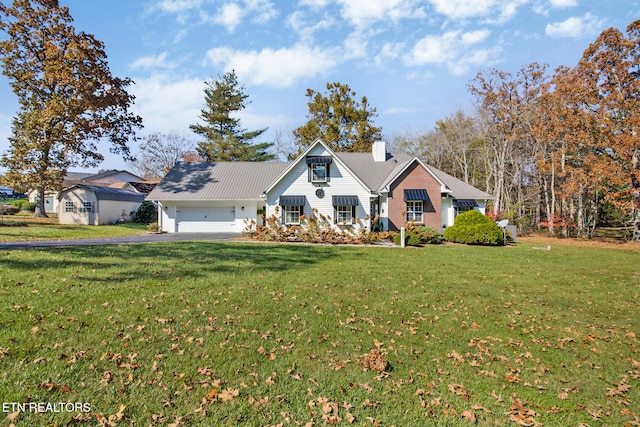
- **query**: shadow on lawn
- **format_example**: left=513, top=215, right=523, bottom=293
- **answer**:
left=0, top=242, right=347, bottom=285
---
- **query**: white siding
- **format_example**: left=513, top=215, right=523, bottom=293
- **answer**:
left=58, top=188, right=97, bottom=225
left=266, top=145, right=372, bottom=231
left=97, top=200, right=140, bottom=225
left=157, top=200, right=260, bottom=233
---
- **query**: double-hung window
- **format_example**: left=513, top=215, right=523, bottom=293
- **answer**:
left=64, top=201, right=74, bottom=213
left=406, top=200, right=423, bottom=222
left=332, top=195, right=358, bottom=225
left=280, top=195, right=305, bottom=225
left=404, top=189, right=431, bottom=223
left=306, top=156, right=332, bottom=183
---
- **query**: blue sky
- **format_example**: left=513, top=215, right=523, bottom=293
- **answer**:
left=0, top=0, right=638, bottom=173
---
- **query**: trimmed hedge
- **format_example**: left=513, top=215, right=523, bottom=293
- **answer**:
left=443, top=210, right=504, bottom=246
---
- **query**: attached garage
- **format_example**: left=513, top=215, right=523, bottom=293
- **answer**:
left=176, top=206, right=236, bottom=232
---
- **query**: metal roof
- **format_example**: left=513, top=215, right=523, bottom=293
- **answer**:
left=146, top=161, right=290, bottom=201
left=60, top=184, right=145, bottom=202
left=426, top=165, right=492, bottom=200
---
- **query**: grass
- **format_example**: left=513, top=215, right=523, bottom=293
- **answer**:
left=0, top=241, right=638, bottom=426
left=0, top=212, right=147, bottom=242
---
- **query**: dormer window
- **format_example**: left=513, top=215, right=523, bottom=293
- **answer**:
left=306, top=156, right=332, bottom=183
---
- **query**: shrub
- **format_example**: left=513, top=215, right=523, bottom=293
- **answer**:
left=147, top=222, right=159, bottom=232
left=12, top=200, right=25, bottom=209
left=393, top=224, right=444, bottom=246
left=20, top=202, right=37, bottom=212
left=444, top=210, right=503, bottom=246
left=134, top=201, right=157, bottom=224
left=0, top=205, right=20, bottom=215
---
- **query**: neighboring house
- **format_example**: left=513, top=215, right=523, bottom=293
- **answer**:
left=147, top=139, right=492, bottom=233
left=57, top=184, right=145, bottom=225
left=29, top=170, right=144, bottom=214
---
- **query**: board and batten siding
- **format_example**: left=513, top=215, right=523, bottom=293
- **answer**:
left=266, top=145, right=372, bottom=231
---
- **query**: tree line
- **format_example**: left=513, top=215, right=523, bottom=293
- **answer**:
left=395, top=21, right=639, bottom=240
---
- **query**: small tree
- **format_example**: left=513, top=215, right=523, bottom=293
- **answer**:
left=129, top=131, right=196, bottom=179
left=292, top=82, right=382, bottom=156
left=190, top=70, right=274, bottom=162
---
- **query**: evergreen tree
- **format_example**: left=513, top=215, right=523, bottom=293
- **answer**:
left=190, top=71, right=274, bottom=162
left=292, top=82, right=382, bottom=156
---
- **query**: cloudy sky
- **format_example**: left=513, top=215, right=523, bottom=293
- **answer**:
left=0, top=0, right=638, bottom=172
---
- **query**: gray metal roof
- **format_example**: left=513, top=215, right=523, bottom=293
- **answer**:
left=146, top=161, right=290, bottom=201
left=60, top=184, right=146, bottom=202
left=426, top=165, right=492, bottom=200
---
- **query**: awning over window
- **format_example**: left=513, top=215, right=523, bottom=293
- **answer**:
left=404, top=189, right=430, bottom=201
left=306, top=156, right=333, bottom=164
left=332, top=195, right=359, bottom=206
left=279, top=195, right=306, bottom=206
left=453, top=199, right=478, bottom=208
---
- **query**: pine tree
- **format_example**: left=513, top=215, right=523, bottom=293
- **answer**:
left=190, top=71, right=274, bottom=162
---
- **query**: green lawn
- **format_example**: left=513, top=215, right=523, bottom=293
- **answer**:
left=0, top=212, right=147, bottom=242
left=0, top=241, right=638, bottom=426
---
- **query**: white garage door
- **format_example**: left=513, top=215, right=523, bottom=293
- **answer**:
left=176, top=206, right=235, bottom=232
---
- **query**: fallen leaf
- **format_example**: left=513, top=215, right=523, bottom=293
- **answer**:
left=461, top=409, right=477, bottom=423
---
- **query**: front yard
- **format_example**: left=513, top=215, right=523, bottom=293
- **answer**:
left=0, top=212, right=147, bottom=242
left=0, top=241, right=638, bottom=426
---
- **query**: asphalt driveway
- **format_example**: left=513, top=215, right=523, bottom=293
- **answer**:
left=0, top=232, right=242, bottom=250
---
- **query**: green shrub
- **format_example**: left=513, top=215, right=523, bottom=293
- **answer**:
left=393, top=224, right=444, bottom=246
left=147, top=222, right=159, bottom=232
left=0, top=205, right=20, bottom=215
left=134, top=201, right=157, bottom=224
left=444, top=210, right=504, bottom=246
left=12, top=200, right=25, bottom=209
left=20, top=202, right=37, bottom=212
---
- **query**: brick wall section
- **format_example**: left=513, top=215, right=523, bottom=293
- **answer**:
left=388, top=161, right=442, bottom=231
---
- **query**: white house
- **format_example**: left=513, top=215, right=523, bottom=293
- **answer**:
left=147, top=140, right=492, bottom=233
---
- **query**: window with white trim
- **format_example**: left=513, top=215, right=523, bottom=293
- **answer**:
left=283, top=205, right=302, bottom=225
left=81, top=202, right=93, bottom=213
left=406, top=200, right=423, bottom=222
left=336, top=205, right=354, bottom=224
left=64, top=201, right=74, bottom=213
left=310, top=163, right=327, bottom=183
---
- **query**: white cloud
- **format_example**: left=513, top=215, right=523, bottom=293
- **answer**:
left=336, top=0, right=426, bottom=27
left=548, top=0, right=578, bottom=8
left=287, top=10, right=335, bottom=42
left=216, top=3, right=245, bottom=31
left=407, top=29, right=495, bottom=75
left=427, top=0, right=525, bottom=22
left=545, top=13, right=605, bottom=38
left=374, top=42, right=405, bottom=66
left=129, top=52, right=175, bottom=71
left=130, top=73, right=204, bottom=133
left=211, top=0, right=276, bottom=31
left=155, top=0, right=204, bottom=13
left=205, top=44, right=339, bottom=87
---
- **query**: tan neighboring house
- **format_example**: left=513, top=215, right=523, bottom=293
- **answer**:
left=57, top=184, right=146, bottom=225
left=29, top=170, right=145, bottom=214
left=147, top=140, right=492, bottom=233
